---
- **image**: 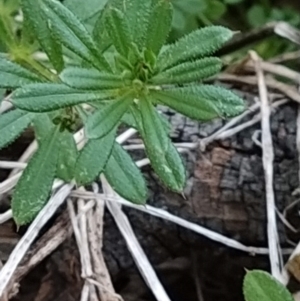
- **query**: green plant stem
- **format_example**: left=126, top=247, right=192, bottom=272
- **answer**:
left=19, top=56, right=58, bottom=82
left=0, top=13, right=16, bottom=49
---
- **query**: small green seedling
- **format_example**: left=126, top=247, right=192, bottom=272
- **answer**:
left=0, top=0, right=245, bottom=225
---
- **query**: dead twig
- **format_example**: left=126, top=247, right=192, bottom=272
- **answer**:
left=16, top=210, right=71, bottom=279
left=69, top=185, right=121, bottom=301
left=217, top=98, right=288, bottom=139
left=0, top=128, right=85, bottom=200
left=244, top=61, right=300, bottom=84
left=0, top=210, right=12, bottom=225
left=250, top=51, right=282, bottom=281
left=0, top=183, right=74, bottom=298
left=200, top=101, right=260, bottom=149
left=281, top=88, right=300, bottom=285
left=88, top=183, right=121, bottom=301
left=0, top=95, right=13, bottom=114
left=100, top=129, right=172, bottom=301
left=215, top=73, right=300, bottom=103
left=68, top=199, right=96, bottom=300
left=9, top=141, right=37, bottom=178
left=101, top=176, right=172, bottom=301
left=217, top=21, right=300, bottom=56
left=269, top=50, right=300, bottom=64
left=70, top=189, right=281, bottom=256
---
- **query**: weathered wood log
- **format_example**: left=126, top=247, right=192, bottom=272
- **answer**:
left=2, top=96, right=299, bottom=301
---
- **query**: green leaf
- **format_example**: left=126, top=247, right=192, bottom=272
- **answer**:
left=33, top=113, right=78, bottom=182
left=123, top=0, right=152, bottom=50
left=0, top=15, right=15, bottom=48
left=56, top=130, right=78, bottom=182
left=152, top=85, right=245, bottom=121
left=203, top=0, right=227, bottom=21
left=93, top=0, right=151, bottom=52
left=243, top=270, right=294, bottom=301
left=33, top=113, right=55, bottom=143
left=64, top=0, right=107, bottom=22
left=145, top=0, right=173, bottom=55
left=0, top=89, right=5, bottom=101
left=151, top=57, right=222, bottom=85
left=139, top=97, right=169, bottom=152
left=124, top=109, right=171, bottom=133
left=104, top=142, right=148, bottom=204
left=105, top=7, right=132, bottom=56
left=41, top=0, right=110, bottom=71
left=21, top=0, right=64, bottom=72
left=157, top=26, right=233, bottom=71
left=60, top=67, right=124, bottom=90
left=0, top=56, right=42, bottom=88
left=75, top=127, right=116, bottom=185
left=92, top=1, right=118, bottom=53
left=0, top=109, right=34, bottom=150
left=134, top=101, right=186, bottom=192
left=86, top=94, right=132, bottom=139
left=121, top=111, right=138, bottom=128
left=12, top=126, right=60, bottom=225
left=12, top=83, right=114, bottom=112
left=247, top=5, right=267, bottom=28
left=150, top=140, right=186, bottom=192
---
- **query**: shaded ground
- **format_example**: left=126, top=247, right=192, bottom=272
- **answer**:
left=1, top=89, right=300, bottom=301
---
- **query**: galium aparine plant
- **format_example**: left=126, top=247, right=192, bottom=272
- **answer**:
left=0, top=0, right=245, bottom=225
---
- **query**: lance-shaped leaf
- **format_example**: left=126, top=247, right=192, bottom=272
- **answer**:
left=12, top=126, right=60, bottom=225
left=33, top=113, right=55, bottom=143
left=0, top=15, right=14, bottom=48
left=56, top=131, right=78, bottom=182
left=12, top=83, right=114, bottom=112
left=86, top=94, right=133, bottom=139
left=123, top=0, right=152, bottom=50
left=64, top=0, right=106, bottom=22
left=41, top=0, right=110, bottom=71
left=134, top=102, right=186, bottom=192
left=104, top=142, right=148, bottom=204
left=34, top=114, right=76, bottom=186
left=157, top=26, right=233, bottom=71
left=125, top=108, right=171, bottom=133
left=92, top=0, right=123, bottom=53
left=21, top=0, right=64, bottom=72
left=75, top=127, right=116, bottom=185
left=0, top=56, right=42, bottom=88
left=151, top=57, right=222, bottom=85
left=0, top=0, right=19, bottom=46
left=60, top=67, right=124, bottom=90
left=93, top=0, right=151, bottom=51
left=105, top=7, right=132, bottom=56
left=0, top=109, right=34, bottom=150
left=139, top=97, right=169, bottom=152
left=121, top=111, right=138, bottom=128
left=145, top=0, right=173, bottom=55
left=152, top=85, right=244, bottom=121
left=243, top=270, right=294, bottom=301
left=93, top=20, right=112, bottom=53
left=149, top=139, right=186, bottom=192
